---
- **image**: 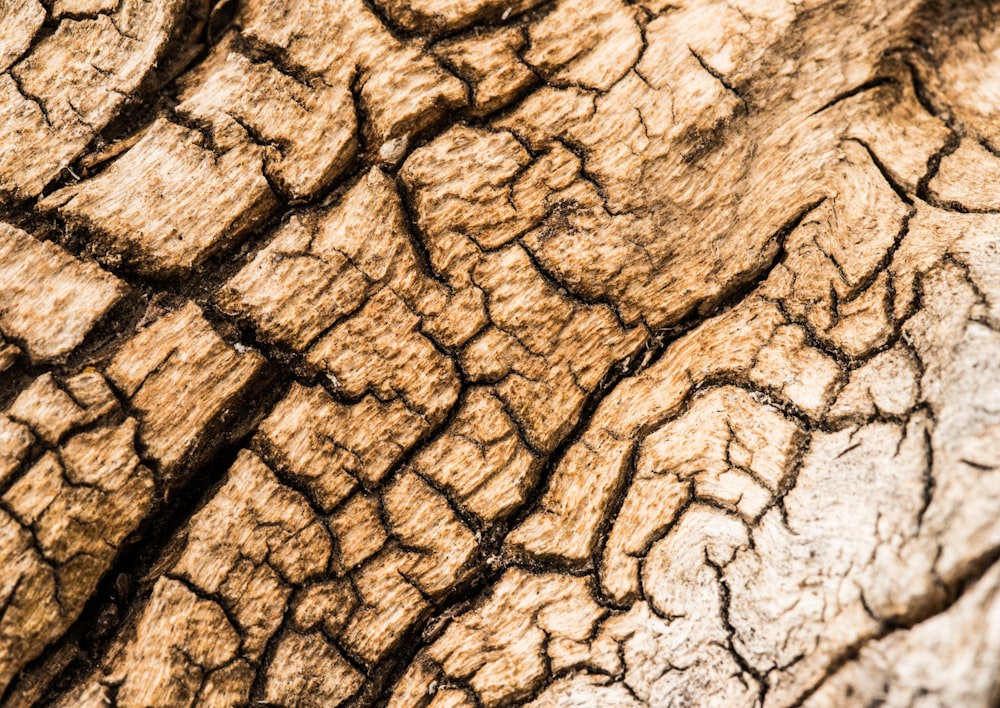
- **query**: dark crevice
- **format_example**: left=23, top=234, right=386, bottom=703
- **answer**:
left=363, top=0, right=556, bottom=44
left=6, top=426, right=256, bottom=707
left=233, top=30, right=337, bottom=90
left=206, top=0, right=238, bottom=44
left=791, top=545, right=1000, bottom=707
left=916, top=130, right=962, bottom=202
left=705, top=551, right=769, bottom=706
left=810, top=76, right=900, bottom=116
left=915, top=424, right=936, bottom=531
left=392, top=175, right=456, bottom=293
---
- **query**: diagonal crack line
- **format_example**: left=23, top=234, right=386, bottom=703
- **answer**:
left=790, top=543, right=1000, bottom=707
left=811, top=76, right=899, bottom=116
left=705, top=549, right=768, bottom=704
left=7, top=70, right=54, bottom=128
left=846, top=137, right=913, bottom=206
left=689, top=46, right=745, bottom=102
left=708, top=197, right=826, bottom=314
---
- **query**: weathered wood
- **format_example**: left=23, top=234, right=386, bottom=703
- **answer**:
left=104, top=301, right=269, bottom=476
left=37, top=0, right=466, bottom=277
left=0, top=297, right=268, bottom=698
left=0, top=0, right=195, bottom=200
left=432, top=28, right=535, bottom=116
left=0, top=372, right=152, bottom=693
left=0, top=223, right=124, bottom=363
left=1, top=0, right=1000, bottom=706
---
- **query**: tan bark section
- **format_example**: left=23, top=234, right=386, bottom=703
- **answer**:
left=432, top=28, right=535, bottom=116
left=0, top=0, right=44, bottom=74
left=0, top=223, right=124, bottom=363
left=2, top=0, right=1000, bottom=706
left=41, top=116, right=279, bottom=278
left=105, top=301, right=268, bottom=477
left=0, top=373, right=152, bottom=693
left=373, top=0, right=543, bottom=35
left=0, top=297, right=268, bottom=699
left=0, top=0, right=192, bottom=200
left=37, top=0, right=466, bottom=277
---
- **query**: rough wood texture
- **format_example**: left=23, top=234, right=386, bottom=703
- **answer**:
left=1, top=0, right=1000, bottom=706
left=0, top=372, right=151, bottom=693
left=0, top=223, right=124, bottom=362
left=0, top=0, right=195, bottom=201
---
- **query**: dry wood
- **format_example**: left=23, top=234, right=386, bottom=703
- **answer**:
left=0, top=372, right=151, bottom=693
left=1, top=0, right=1000, bottom=707
left=0, top=298, right=268, bottom=695
left=0, top=223, right=124, bottom=363
left=0, top=0, right=193, bottom=201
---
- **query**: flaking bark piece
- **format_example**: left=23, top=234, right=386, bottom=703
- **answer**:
left=105, top=301, right=268, bottom=477
left=0, top=223, right=125, bottom=363
left=41, top=118, right=278, bottom=278
left=0, top=0, right=190, bottom=200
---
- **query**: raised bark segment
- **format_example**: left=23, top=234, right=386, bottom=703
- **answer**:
left=5, top=373, right=117, bottom=447
left=0, top=297, right=270, bottom=699
left=432, top=28, right=535, bottom=117
left=174, top=33, right=357, bottom=200
left=928, top=138, right=1000, bottom=211
left=37, top=0, right=466, bottom=278
left=217, top=168, right=456, bottom=352
left=926, top=5, right=1000, bottom=153
left=411, top=387, right=540, bottom=523
left=39, top=115, right=278, bottom=278
left=0, top=223, right=124, bottom=363
left=0, top=335, right=19, bottom=374
left=237, top=0, right=466, bottom=155
left=0, top=0, right=192, bottom=201
left=524, top=0, right=642, bottom=91
left=394, top=568, right=609, bottom=707
left=0, top=415, right=32, bottom=484
left=4, top=0, right=1000, bottom=705
left=0, top=372, right=152, bottom=695
left=257, top=383, right=423, bottom=506
left=105, top=301, right=269, bottom=477
left=373, top=0, right=543, bottom=35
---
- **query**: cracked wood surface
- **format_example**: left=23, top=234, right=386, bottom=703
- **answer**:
left=1, top=0, right=1000, bottom=706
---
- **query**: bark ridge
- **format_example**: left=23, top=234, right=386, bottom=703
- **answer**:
left=1, top=0, right=1000, bottom=706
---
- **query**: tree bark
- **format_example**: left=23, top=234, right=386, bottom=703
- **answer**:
left=1, top=0, right=1000, bottom=706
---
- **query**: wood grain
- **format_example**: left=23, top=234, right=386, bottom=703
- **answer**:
left=2, top=0, right=1000, bottom=706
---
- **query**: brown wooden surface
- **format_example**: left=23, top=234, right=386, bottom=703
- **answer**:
left=1, top=0, right=1000, bottom=706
